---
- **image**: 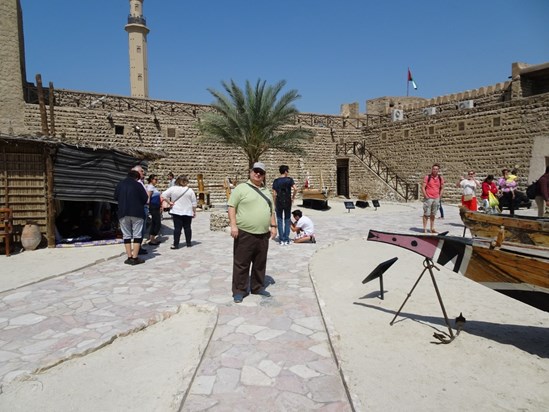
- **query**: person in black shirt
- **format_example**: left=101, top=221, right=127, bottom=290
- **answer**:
left=272, top=165, right=297, bottom=245
left=114, top=170, right=149, bottom=265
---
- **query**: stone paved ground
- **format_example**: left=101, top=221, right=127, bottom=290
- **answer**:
left=0, top=201, right=473, bottom=410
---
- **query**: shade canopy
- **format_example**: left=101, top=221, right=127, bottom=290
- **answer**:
left=53, top=144, right=148, bottom=203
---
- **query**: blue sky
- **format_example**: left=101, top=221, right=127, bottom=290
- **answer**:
left=20, top=0, right=548, bottom=115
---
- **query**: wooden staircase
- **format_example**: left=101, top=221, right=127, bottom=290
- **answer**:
left=336, top=141, right=419, bottom=201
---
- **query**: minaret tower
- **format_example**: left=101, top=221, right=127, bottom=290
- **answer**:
left=0, top=0, right=27, bottom=135
left=125, top=0, right=149, bottom=98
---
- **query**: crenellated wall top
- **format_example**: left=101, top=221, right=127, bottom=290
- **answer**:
left=400, top=80, right=512, bottom=111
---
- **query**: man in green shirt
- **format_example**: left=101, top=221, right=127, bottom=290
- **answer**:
left=228, top=162, right=277, bottom=303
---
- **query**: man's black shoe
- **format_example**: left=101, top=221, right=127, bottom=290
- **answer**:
left=252, top=289, right=272, bottom=297
left=131, top=257, right=145, bottom=265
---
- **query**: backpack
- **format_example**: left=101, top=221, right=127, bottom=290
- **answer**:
left=526, top=181, right=537, bottom=199
left=274, top=177, right=293, bottom=206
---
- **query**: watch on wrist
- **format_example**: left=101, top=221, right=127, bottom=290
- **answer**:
left=270, top=224, right=277, bottom=228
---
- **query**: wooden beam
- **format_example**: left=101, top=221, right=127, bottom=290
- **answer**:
left=36, top=74, right=49, bottom=136
left=48, top=82, right=56, bottom=137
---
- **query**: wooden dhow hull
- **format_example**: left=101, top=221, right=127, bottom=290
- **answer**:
left=466, top=244, right=549, bottom=312
left=367, top=229, right=549, bottom=312
left=460, top=209, right=549, bottom=247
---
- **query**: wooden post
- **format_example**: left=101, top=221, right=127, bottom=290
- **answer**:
left=1, top=147, right=8, bottom=208
left=223, top=177, right=232, bottom=201
left=36, top=74, right=49, bottom=136
left=48, top=82, right=56, bottom=137
left=45, top=146, right=56, bottom=247
left=197, top=174, right=209, bottom=208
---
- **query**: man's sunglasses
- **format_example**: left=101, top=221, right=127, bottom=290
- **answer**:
left=252, top=168, right=265, bottom=175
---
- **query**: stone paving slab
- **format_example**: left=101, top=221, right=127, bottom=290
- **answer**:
left=0, top=304, right=217, bottom=411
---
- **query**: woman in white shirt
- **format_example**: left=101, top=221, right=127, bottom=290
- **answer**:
left=161, top=175, right=197, bottom=249
left=457, top=170, right=481, bottom=211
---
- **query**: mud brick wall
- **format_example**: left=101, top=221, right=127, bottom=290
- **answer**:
left=22, top=86, right=549, bottom=205
left=23, top=90, right=364, bottom=201
left=360, top=90, right=549, bottom=202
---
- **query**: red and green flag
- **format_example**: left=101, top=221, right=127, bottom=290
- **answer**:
left=408, top=68, right=418, bottom=90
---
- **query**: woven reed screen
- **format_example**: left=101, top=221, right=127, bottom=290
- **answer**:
left=0, top=144, right=48, bottom=236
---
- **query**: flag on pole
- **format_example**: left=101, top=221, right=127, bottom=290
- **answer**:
left=408, top=68, right=418, bottom=90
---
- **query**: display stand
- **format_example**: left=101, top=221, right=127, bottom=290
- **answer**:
left=362, top=257, right=398, bottom=300
left=390, top=257, right=454, bottom=340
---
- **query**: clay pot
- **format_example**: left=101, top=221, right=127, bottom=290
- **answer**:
left=21, top=223, right=42, bottom=251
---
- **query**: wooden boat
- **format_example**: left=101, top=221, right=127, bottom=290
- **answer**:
left=302, top=189, right=329, bottom=209
left=301, top=172, right=329, bottom=210
left=460, top=208, right=549, bottom=247
left=302, top=188, right=328, bottom=200
left=367, top=229, right=549, bottom=312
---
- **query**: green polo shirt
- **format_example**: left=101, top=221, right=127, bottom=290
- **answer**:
left=228, top=180, right=273, bottom=234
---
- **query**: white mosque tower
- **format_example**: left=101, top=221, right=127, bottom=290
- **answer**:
left=125, top=0, right=149, bottom=98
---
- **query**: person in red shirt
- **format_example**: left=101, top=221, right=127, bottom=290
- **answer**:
left=422, top=163, right=444, bottom=233
left=480, top=174, right=499, bottom=214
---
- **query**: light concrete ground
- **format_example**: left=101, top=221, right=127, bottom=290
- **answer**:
left=311, top=239, right=549, bottom=411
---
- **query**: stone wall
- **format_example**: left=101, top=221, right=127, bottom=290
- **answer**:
left=21, top=85, right=549, bottom=204
left=366, top=96, right=427, bottom=115
left=210, top=210, right=230, bottom=232
left=23, top=90, right=364, bottom=201
left=360, top=92, right=549, bottom=201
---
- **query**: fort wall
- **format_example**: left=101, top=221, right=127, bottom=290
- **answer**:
left=23, top=90, right=365, bottom=201
left=21, top=85, right=549, bottom=203
left=361, top=92, right=549, bottom=200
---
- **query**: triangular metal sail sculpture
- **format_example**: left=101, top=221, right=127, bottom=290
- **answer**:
left=367, top=229, right=473, bottom=274
left=367, top=230, right=457, bottom=341
left=367, top=229, right=549, bottom=313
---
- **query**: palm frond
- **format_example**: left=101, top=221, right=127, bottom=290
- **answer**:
left=199, top=78, right=313, bottom=165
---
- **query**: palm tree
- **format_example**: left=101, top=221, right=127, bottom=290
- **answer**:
left=199, top=79, right=314, bottom=168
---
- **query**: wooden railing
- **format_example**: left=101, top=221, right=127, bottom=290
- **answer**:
left=294, top=113, right=387, bottom=129
left=336, top=141, right=419, bottom=201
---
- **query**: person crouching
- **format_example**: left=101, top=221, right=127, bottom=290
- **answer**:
left=291, top=209, right=316, bottom=243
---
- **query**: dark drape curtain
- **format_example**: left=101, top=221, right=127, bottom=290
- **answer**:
left=53, top=144, right=148, bottom=203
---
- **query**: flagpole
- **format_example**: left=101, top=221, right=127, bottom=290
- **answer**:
left=406, top=67, right=409, bottom=97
